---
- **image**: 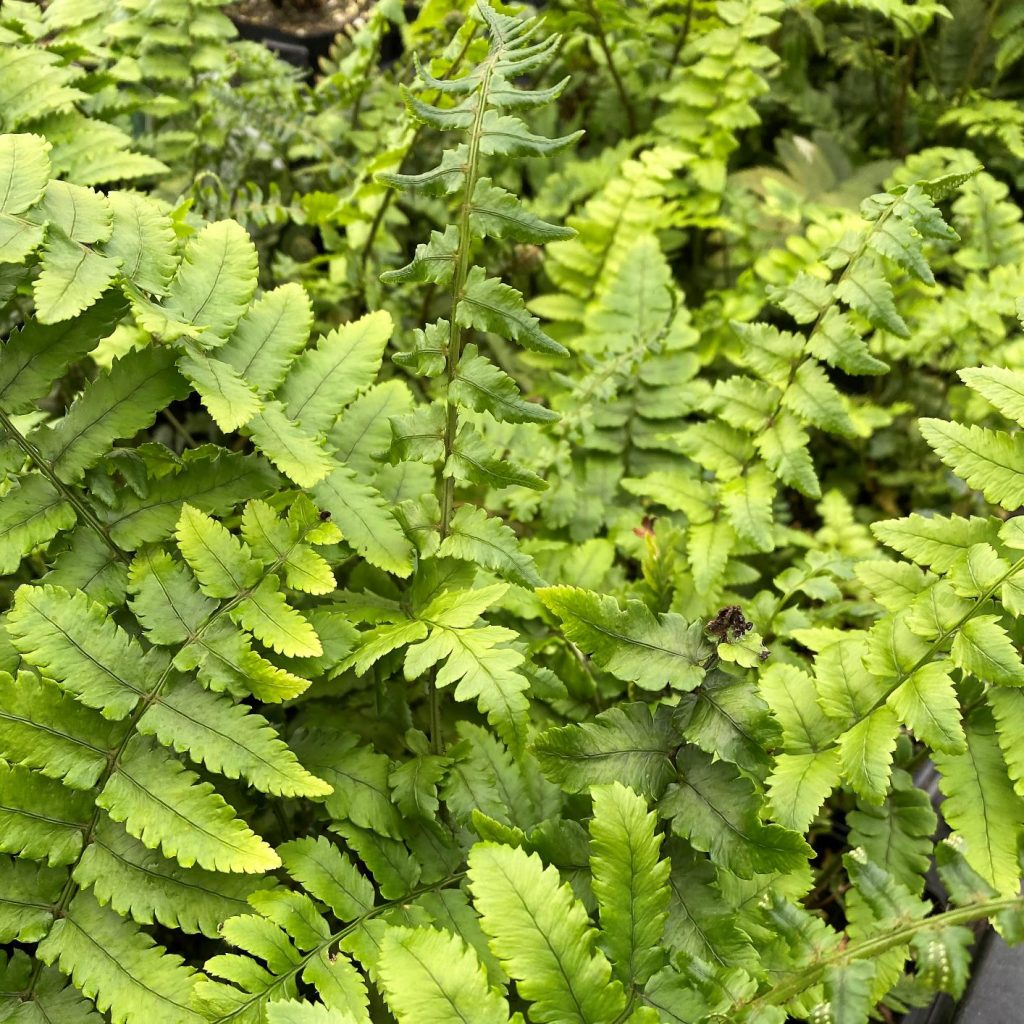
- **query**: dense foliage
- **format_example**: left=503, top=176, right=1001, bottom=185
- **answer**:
left=3, top=0, right=1024, bottom=1022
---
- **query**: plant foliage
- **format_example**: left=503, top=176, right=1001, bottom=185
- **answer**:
left=2, top=1, right=1024, bottom=1023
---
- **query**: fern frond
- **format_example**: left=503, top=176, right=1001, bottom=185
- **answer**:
left=378, top=926, right=511, bottom=1024
left=8, top=583, right=167, bottom=720
left=218, top=283, right=313, bottom=394
left=934, top=707, right=1024, bottom=895
left=589, top=783, right=669, bottom=988
left=0, top=291, right=126, bottom=413
left=278, top=311, right=391, bottom=434
left=919, top=419, right=1024, bottom=508
left=0, top=48, right=87, bottom=129
left=369, top=0, right=576, bottom=755
left=468, top=842, right=627, bottom=1024
left=96, top=735, right=279, bottom=874
left=539, top=586, right=709, bottom=692
left=35, top=347, right=188, bottom=483
left=660, top=747, right=811, bottom=878
left=36, top=892, right=202, bottom=1024
left=77, top=819, right=272, bottom=937
left=311, top=467, right=414, bottom=577
left=438, top=505, right=542, bottom=588
left=159, top=220, right=258, bottom=346
left=405, top=609, right=531, bottom=750
left=0, top=670, right=121, bottom=790
left=534, top=702, right=679, bottom=798
left=0, top=760, right=92, bottom=866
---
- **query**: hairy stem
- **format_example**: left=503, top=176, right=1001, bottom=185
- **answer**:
left=670, top=0, right=695, bottom=66
left=426, top=30, right=506, bottom=756
left=737, top=894, right=1024, bottom=1015
left=439, top=58, right=496, bottom=540
left=584, top=0, right=638, bottom=135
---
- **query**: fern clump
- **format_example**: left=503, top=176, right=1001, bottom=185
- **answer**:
left=4, top=0, right=1024, bottom=1022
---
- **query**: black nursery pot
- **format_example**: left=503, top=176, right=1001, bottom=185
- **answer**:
left=229, top=17, right=339, bottom=74
left=901, top=763, right=1024, bottom=1023
left=229, top=4, right=404, bottom=75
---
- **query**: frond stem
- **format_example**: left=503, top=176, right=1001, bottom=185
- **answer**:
left=428, top=13, right=507, bottom=756
left=669, top=0, right=696, bottom=66
left=735, top=895, right=1024, bottom=1016
left=584, top=0, right=638, bottom=135
left=0, top=407, right=129, bottom=565
left=439, top=55, right=498, bottom=541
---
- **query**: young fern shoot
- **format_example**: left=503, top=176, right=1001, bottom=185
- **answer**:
left=377, top=1, right=580, bottom=751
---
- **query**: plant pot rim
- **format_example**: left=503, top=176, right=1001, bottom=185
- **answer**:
left=227, top=0, right=374, bottom=39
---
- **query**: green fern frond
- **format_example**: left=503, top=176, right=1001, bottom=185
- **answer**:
left=468, top=842, right=627, bottom=1024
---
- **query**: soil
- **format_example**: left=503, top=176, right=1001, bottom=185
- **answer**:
left=228, top=0, right=376, bottom=37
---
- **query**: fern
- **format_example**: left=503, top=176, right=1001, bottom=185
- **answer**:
left=533, top=146, right=687, bottom=325
left=764, top=365, right=1024, bottom=892
left=162, top=789, right=1024, bottom=1024
left=515, top=167, right=968, bottom=646
left=0, top=493, right=341, bottom=1018
left=340, top=0, right=580, bottom=752
left=0, top=6, right=168, bottom=186
left=654, top=0, right=783, bottom=220
left=626, top=174, right=968, bottom=619
left=539, top=585, right=710, bottom=691
left=3, top=2, right=1024, bottom=1020
left=0, top=120, right=378, bottom=1019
